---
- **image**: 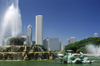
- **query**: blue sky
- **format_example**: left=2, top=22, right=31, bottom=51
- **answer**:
left=1, top=0, right=100, bottom=45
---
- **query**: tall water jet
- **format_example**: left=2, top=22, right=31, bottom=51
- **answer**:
left=86, top=44, right=100, bottom=57
left=0, top=0, right=22, bottom=46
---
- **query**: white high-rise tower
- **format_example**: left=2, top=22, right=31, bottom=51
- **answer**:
left=36, top=15, right=43, bottom=45
left=94, top=33, right=98, bottom=37
left=27, top=24, right=32, bottom=45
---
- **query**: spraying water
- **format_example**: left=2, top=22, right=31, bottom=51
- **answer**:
left=0, top=0, right=22, bottom=46
left=86, top=44, right=100, bottom=57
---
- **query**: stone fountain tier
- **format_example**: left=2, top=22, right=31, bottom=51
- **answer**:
left=6, top=37, right=26, bottom=45
left=0, top=37, right=57, bottom=60
left=0, top=45, right=57, bottom=60
left=0, top=45, right=43, bottom=52
left=0, top=45, right=24, bottom=52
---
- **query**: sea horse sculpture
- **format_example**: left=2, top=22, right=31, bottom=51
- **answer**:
left=60, top=52, right=95, bottom=64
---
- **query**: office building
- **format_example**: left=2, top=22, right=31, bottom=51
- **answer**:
left=32, top=41, right=35, bottom=45
left=71, top=37, right=75, bottom=43
left=94, top=33, right=98, bottom=37
left=36, top=15, right=43, bottom=45
left=43, top=39, right=49, bottom=50
left=47, top=37, right=61, bottom=51
left=27, top=25, right=32, bottom=45
left=61, top=45, right=63, bottom=51
left=59, top=40, right=61, bottom=50
left=67, top=39, right=70, bottom=44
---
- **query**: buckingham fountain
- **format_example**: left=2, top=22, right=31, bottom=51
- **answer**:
left=0, top=0, right=98, bottom=63
left=0, top=0, right=55, bottom=61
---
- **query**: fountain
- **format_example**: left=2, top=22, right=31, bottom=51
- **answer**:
left=0, top=0, right=22, bottom=46
left=0, top=0, right=56, bottom=60
left=86, top=44, right=100, bottom=57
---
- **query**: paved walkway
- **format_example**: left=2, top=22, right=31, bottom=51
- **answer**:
left=74, top=54, right=100, bottom=56
left=58, top=53, right=100, bottom=56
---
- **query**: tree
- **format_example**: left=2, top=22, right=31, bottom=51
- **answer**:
left=65, top=37, right=100, bottom=53
left=76, top=47, right=86, bottom=53
left=34, top=44, right=47, bottom=51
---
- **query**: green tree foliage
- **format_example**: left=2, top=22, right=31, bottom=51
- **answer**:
left=34, top=44, right=47, bottom=51
left=76, top=47, right=86, bottom=53
left=65, top=37, right=100, bottom=53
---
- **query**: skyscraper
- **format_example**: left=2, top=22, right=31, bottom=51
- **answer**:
left=71, top=37, right=75, bottom=43
left=94, top=33, right=98, bottom=37
left=36, top=15, right=43, bottom=45
left=43, top=38, right=48, bottom=50
left=27, top=24, right=32, bottom=45
left=47, top=37, right=61, bottom=51
left=61, top=45, right=63, bottom=51
left=67, top=39, right=70, bottom=44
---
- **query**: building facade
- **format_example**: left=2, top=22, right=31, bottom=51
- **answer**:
left=47, top=37, right=61, bottom=51
left=61, top=45, right=63, bottom=51
left=70, top=37, right=75, bottom=43
left=43, top=39, right=49, bottom=50
left=27, top=25, right=32, bottom=45
left=67, top=39, right=70, bottom=44
left=94, top=33, right=98, bottom=37
left=36, top=15, right=43, bottom=45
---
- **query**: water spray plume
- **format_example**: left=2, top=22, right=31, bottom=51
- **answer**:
left=86, top=44, right=100, bottom=57
left=0, top=0, right=22, bottom=46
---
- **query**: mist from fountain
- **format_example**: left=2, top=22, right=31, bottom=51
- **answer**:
left=86, top=44, right=100, bottom=57
left=0, top=0, right=22, bottom=46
